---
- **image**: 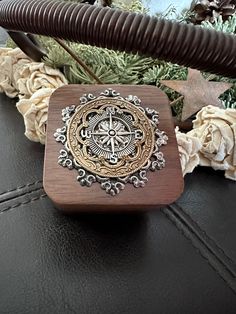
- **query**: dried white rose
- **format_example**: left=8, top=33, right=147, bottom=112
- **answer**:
left=189, top=105, right=236, bottom=181
left=16, top=62, right=67, bottom=99
left=0, top=47, right=68, bottom=144
left=176, top=127, right=202, bottom=176
left=16, top=88, right=54, bottom=144
left=0, top=48, right=30, bottom=98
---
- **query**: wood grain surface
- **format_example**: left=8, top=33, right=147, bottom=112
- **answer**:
left=44, top=85, right=184, bottom=212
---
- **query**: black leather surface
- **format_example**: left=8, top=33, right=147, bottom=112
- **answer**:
left=0, top=93, right=236, bottom=313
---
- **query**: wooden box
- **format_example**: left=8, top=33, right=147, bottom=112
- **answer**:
left=44, top=85, right=184, bottom=212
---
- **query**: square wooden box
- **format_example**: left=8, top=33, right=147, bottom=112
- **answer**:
left=44, top=85, right=184, bottom=212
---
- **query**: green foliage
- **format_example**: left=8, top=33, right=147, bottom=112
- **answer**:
left=143, top=64, right=187, bottom=85
left=44, top=44, right=72, bottom=68
left=155, top=4, right=192, bottom=22
left=41, top=0, right=153, bottom=85
left=142, top=64, right=187, bottom=116
left=201, top=16, right=236, bottom=108
left=5, top=0, right=236, bottom=112
left=221, top=83, right=236, bottom=109
left=155, top=4, right=178, bottom=20
left=6, top=37, right=17, bottom=49
left=202, top=15, right=236, bottom=34
left=43, top=39, right=155, bottom=84
left=113, top=0, right=148, bottom=13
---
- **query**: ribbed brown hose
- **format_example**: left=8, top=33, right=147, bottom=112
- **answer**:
left=0, top=0, right=235, bottom=78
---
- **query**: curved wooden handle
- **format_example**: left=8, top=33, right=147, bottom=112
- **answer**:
left=7, top=31, right=46, bottom=61
left=0, top=0, right=235, bottom=77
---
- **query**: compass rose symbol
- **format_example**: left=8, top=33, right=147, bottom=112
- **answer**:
left=81, top=107, right=143, bottom=164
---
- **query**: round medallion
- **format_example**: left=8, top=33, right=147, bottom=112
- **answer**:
left=67, top=98, right=155, bottom=178
left=54, top=89, right=168, bottom=196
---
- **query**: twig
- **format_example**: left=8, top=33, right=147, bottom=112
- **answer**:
left=170, top=95, right=184, bottom=107
left=54, top=38, right=103, bottom=84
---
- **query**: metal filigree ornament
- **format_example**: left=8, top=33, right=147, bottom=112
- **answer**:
left=54, top=89, right=168, bottom=196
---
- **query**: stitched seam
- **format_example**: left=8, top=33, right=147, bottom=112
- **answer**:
left=0, top=180, right=43, bottom=196
left=172, top=203, right=236, bottom=268
left=161, top=207, right=236, bottom=295
left=0, top=193, right=47, bottom=214
left=169, top=204, right=236, bottom=278
left=0, top=186, right=44, bottom=204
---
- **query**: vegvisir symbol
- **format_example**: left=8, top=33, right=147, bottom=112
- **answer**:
left=54, top=89, right=168, bottom=196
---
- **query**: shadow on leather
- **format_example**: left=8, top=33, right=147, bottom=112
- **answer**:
left=42, top=210, right=148, bottom=273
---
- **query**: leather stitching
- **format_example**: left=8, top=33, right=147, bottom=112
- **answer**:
left=0, top=193, right=47, bottom=214
left=161, top=207, right=236, bottom=294
left=171, top=203, right=236, bottom=270
left=0, top=186, right=44, bottom=204
left=0, top=180, right=43, bottom=196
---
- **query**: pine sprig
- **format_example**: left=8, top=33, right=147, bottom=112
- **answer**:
left=143, top=64, right=187, bottom=85
left=201, top=15, right=236, bottom=108
left=43, top=38, right=156, bottom=85
left=112, top=0, right=148, bottom=13
left=202, top=15, right=236, bottom=34
left=5, top=0, right=236, bottom=111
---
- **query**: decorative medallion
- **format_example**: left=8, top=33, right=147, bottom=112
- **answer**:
left=54, top=89, right=168, bottom=196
